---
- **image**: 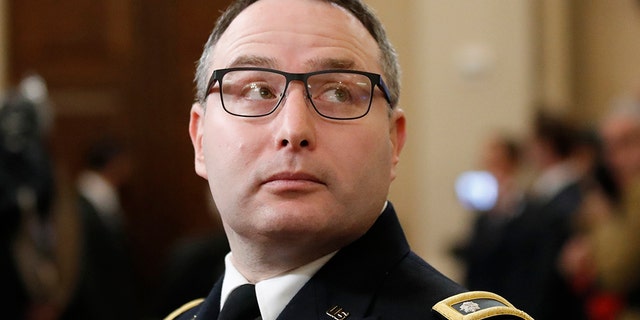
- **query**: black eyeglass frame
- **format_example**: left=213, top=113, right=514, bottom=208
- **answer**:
left=205, top=67, right=393, bottom=120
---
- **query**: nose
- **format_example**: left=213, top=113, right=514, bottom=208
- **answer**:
left=274, top=83, right=316, bottom=150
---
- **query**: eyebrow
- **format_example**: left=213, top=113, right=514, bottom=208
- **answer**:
left=306, top=57, right=356, bottom=71
left=228, top=55, right=278, bottom=69
left=227, top=56, right=358, bottom=71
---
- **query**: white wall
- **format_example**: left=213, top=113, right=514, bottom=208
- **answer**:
left=366, top=0, right=535, bottom=280
left=573, top=0, right=640, bottom=122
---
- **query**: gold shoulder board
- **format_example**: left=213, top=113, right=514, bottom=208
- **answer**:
left=432, top=291, right=533, bottom=319
left=164, top=298, right=205, bottom=320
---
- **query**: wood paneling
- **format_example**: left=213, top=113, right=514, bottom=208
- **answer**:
left=8, top=0, right=232, bottom=291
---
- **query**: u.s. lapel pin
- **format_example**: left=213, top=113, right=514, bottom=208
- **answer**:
left=326, top=305, right=350, bottom=320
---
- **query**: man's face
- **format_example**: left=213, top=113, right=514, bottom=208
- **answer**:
left=190, top=0, right=405, bottom=250
left=601, top=116, right=640, bottom=189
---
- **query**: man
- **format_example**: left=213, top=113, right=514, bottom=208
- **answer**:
left=600, top=96, right=640, bottom=193
left=61, top=138, right=138, bottom=320
left=461, top=133, right=525, bottom=293
left=168, top=0, right=531, bottom=319
left=589, top=95, right=640, bottom=319
left=490, top=111, right=586, bottom=319
left=0, top=79, right=56, bottom=320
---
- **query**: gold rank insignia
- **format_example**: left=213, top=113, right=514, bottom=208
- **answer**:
left=432, top=291, right=533, bottom=319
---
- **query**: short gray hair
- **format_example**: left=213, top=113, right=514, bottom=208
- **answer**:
left=194, top=0, right=401, bottom=108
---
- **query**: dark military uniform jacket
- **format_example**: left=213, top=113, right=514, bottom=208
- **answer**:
left=169, top=203, right=530, bottom=320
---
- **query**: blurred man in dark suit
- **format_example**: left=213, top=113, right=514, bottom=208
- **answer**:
left=60, top=137, right=138, bottom=320
left=493, top=110, right=585, bottom=319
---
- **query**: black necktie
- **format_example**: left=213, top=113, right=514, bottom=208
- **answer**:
left=218, top=284, right=261, bottom=320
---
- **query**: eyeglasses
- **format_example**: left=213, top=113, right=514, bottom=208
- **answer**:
left=205, top=67, right=392, bottom=120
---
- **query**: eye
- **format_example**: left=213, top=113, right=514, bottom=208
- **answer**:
left=242, top=82, right=278, bottom=100
left=318, top=83, right=353, bottom=104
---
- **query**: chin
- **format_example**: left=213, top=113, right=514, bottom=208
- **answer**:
left=256, top=206, right=344, bottom=235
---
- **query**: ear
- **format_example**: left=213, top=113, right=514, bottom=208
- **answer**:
left=189, top=102, right=208, bottom=179
left=389, top=108, right=406, bottom=181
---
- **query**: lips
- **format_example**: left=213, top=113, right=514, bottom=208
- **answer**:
left=260, top=170, right=328, bottom=193
left=263, top=172, right=325, bottom=185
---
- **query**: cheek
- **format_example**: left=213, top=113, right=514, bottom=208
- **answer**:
left=336, top=127, right=393, bottom=183
left=201, top=120, right=260, bottom=182
left=202, top=127, right=263, bottom=215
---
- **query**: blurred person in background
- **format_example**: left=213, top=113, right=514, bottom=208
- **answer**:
left=456, top=132, right=525, bottom=291
left=558, top=126, right=623, bottom=320
left=0, top=75, right=61, bottom=320
left=480, top=133, right=526, bottom=218
left=593, top=90, right=640, bottom=319
left=60, top=136, right=139, bottom=320
left=569, top=92, right=640, bottom=320
left=491, top=110, right=586, bottom=319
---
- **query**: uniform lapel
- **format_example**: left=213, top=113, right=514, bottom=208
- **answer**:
left=189, top=277, right=223, bottom=319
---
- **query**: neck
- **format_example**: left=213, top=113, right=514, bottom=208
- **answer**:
left=225, top=231, right=359, bottom=283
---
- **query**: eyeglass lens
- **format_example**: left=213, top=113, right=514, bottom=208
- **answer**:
left=219, top=70, right=374, bottom=119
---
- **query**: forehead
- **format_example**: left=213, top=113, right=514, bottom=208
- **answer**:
left=210, top=0, right=381, bottom=72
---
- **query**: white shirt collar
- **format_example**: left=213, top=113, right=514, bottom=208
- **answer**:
left=219, top=201, right=388, bottom=319
left=220, top=251, right=336, bottom=320
left=531, top=162, right=579, bottom=202
left=77, top=170, right=121, bottom=218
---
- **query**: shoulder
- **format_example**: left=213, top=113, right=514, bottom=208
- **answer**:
left=389, top=251, right=466, bottom=296
left=432, top=291, right=533, bottom=319
left=367, top=251, right=465, bottom=318
left=369, top=252, right=533, bottom=319
left=163, top=298, right=204, bottom=320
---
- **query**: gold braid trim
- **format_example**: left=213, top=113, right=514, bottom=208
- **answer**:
left=432, top=291, right=533, bottom=319
left=163, top=298, right=205, bottom=320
